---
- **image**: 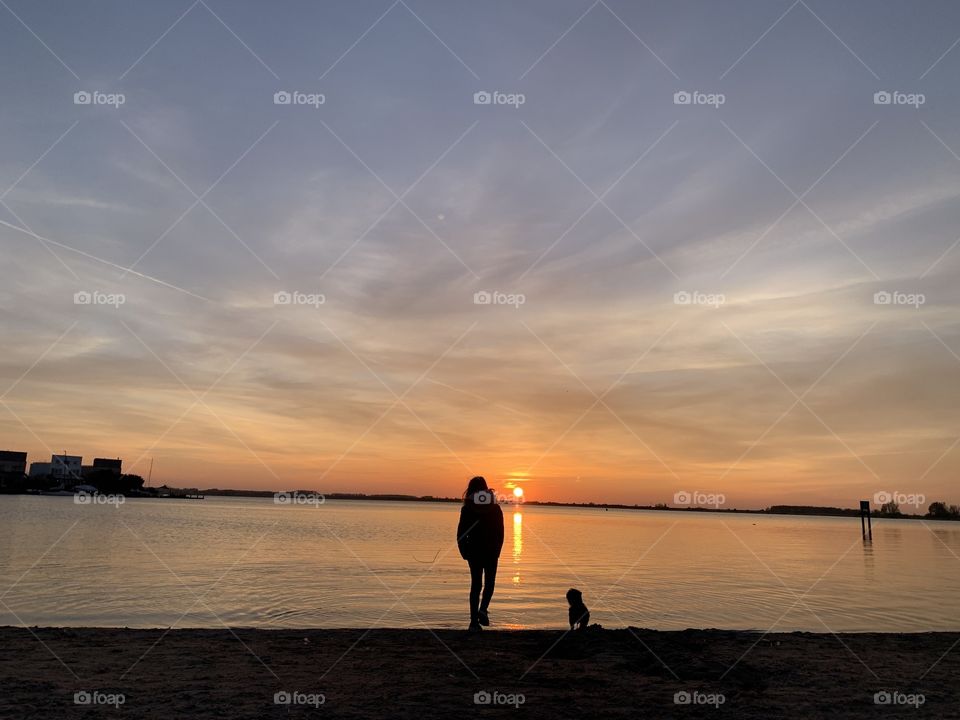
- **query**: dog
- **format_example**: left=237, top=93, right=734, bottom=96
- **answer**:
left=566, top=588, right=590, bottom=630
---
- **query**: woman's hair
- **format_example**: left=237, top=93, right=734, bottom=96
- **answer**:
left=463, top=476, right=488, bottom=502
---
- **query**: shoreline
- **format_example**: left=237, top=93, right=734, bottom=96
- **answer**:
left=5, top=491, right=959, bottom=523
left=2, top=627, right=957, bottom=718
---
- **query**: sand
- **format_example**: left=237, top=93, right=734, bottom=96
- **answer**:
left=1, top=627, right=958, bottom=718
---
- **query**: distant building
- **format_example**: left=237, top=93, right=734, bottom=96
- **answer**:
left=0, top=450, right=27, bottom=489
left=93, top=458, right=122, bottom=476
left=0, top=451, right=27, bottom=475
left=29, top=462, right=51, bottom=477
left=50, top=454, right=82, bottom=481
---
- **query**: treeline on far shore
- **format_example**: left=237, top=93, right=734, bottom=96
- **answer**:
left=193, top=490, right=960, bottom=521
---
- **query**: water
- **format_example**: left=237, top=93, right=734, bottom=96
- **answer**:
left=0, top=495, right=957, bottom=631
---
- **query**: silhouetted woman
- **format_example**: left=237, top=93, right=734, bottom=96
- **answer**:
left=457, top=476, right=504, bottom=631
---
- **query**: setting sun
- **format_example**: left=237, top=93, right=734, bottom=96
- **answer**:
left=513, top=487, right=524, bottom=499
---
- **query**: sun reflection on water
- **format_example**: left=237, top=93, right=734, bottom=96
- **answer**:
left=512, top=511, right=522, bottom=584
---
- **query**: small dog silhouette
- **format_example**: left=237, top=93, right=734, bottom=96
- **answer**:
left=566, top=588, right=590, bottom=630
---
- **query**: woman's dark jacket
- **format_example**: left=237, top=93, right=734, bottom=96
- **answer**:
left=457, top=495, right=504, bottom=562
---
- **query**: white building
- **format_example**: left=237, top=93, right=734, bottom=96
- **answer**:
left=51, top=454, right=82, bottom=481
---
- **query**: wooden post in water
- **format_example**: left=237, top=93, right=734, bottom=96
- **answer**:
left=859, top=500, right=872, bottom=539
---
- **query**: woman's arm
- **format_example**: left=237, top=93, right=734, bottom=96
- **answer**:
left=493, top=506, right=504, bottom=557
left=456, top=505, right=471, bottom=560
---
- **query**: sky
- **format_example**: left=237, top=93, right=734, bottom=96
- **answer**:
left=1, top=0, right=959, bottom=508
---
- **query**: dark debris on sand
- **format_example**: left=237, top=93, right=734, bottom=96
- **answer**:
left=0, top=627, right=958, bottom=719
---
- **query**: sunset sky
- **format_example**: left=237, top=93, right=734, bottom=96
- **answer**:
left=2, top=0, right=959, bottom=507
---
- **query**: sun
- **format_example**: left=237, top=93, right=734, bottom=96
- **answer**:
left=513, top=486, right=524, bottom=499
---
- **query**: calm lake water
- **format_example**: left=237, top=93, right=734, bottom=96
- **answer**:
left=0, top=495, right=958, bottom=632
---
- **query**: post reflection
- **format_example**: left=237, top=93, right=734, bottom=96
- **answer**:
left=512, top=511, right=522, bottom=584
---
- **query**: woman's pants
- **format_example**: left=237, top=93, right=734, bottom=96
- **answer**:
left=468, top=557, right=498, bottom=621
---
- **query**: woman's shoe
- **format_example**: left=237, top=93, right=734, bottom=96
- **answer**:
left=468, top=621, right=483, bottom=631
left=477, top=609, right=490, bottom=626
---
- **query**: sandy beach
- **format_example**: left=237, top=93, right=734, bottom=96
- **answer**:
left=1, top=627, right=957, bottom=718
